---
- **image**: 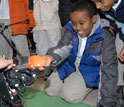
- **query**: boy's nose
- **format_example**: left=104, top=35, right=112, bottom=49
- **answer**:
left=76, top=24, right=81, bottom=30
left=96, top=2, right=103, bottom=9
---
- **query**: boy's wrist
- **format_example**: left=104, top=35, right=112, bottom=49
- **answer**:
left=45, top=55, right=55, bottom=62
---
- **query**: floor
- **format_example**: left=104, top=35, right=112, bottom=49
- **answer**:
left=29, top=76, right=98, bottom=106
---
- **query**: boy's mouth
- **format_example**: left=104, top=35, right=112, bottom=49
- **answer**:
left=101, top=7, right=110, bottom=12
left=78, top=31, right=84, bottom=36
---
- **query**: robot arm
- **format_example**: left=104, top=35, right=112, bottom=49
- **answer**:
left=0, top=55, right=51, bottom=107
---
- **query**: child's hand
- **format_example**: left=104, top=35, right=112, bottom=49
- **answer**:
left=43, top=55, right=55, bottom=67
left=119, top=47, right=124, bottom=62
left=109, top=25, right=116, bottom=35
left=61, top=27, right=66, bottom=37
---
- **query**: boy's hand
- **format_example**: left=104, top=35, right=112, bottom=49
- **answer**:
left=43, top=55, right=55, bottom=66
left=119, top=47, right=124, bottom=62
left=109, top=25, right=116, bottom=35
left=61, top=27, right=66, bottom=37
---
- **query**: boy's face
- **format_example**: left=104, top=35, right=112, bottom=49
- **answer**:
left=92, top=0, right=115, bottom=11
left=70, top=10, right=97, bottom=38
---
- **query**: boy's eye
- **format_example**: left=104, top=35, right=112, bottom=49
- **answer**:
left=71, top=22, right=76, bottom=26
left=80, top=22, right=84, bottom=25
left=71, top=21, right=85, bottom=26
left=100, top=0, right=104, bottom=3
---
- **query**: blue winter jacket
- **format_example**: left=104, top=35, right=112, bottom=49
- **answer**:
left=57, top=22, right=104, bottom=87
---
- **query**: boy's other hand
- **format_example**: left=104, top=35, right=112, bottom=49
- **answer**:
left=61, top=27, right=66, bottom=37
left=119, top=47, right=124, bottom=62
left=109, top=25, right=116, bottom=35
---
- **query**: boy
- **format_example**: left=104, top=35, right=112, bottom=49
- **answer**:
left=29, top=0, right=118, bottom=106
left=92, top=0, right=124, bottom=106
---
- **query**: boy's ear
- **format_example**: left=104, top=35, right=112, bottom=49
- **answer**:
left=92, top=15, right=97, bottom=23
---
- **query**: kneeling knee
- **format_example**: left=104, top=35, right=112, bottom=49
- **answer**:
left=61, top=92, right=85, bottom=104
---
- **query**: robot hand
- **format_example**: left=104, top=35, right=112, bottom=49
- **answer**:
left=28, top=55, right=46, bottom=71
left=28, top=55, right=54, bottom=76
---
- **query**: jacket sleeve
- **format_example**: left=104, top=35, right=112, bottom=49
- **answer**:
left=97, top=27, right=118, bottom=107
left=46, top=29, right=73, bottom=66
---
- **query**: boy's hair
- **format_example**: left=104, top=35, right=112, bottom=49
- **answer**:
left=70, top=0, right=97, bottom=18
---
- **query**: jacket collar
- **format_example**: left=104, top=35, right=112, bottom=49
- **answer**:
left=89, top=15, right=100, bottom=37
left=110, top=0, right=124, bottom=12
left=88, top=15, right=104, bottom=43
left=112, top=0, right=121, bottom=11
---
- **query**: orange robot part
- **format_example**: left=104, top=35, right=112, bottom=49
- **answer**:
left=28, top=55, right=46, bottom=71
